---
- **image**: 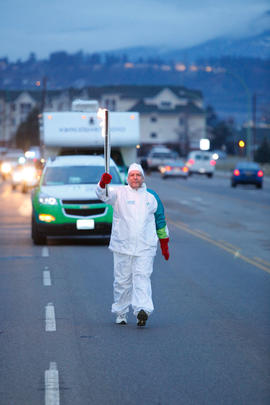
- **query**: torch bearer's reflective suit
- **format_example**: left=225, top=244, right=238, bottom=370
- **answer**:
left=96, top=163, right=169, bottom=326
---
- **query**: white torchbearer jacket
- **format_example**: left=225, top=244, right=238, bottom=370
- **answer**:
left=96, top=182, right=167, bottom=256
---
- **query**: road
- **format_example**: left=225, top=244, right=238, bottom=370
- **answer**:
left=0, top=174, right=269, bottom=405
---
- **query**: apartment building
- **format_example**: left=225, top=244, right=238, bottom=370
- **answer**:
left=0, top=85, right=206, bottom=154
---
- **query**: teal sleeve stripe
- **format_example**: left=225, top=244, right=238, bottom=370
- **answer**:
left=147, top=188, right=167, bottom=231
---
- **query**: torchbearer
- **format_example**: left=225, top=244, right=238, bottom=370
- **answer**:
left=98, top=108, right=110, bottom=196
left=96, top=162, right=170, bottom=328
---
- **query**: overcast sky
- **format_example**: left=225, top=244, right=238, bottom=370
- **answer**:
left=1, top=0, right=269, bottom=61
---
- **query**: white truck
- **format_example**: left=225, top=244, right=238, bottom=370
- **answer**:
left=40, top=100, right=140, bottom=178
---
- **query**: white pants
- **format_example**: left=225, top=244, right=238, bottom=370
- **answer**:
left=112, top=252, right=155, bottom=316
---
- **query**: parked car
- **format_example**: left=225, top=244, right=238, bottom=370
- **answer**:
left=159, top=159, right=189, bottom=179
left=231, top=161, right=264, bottom=188
left=31, top=155, right=123, bottom=245
left=186, top=151, right=216, bottom=177
left=146, top=147, right=180, bottom=171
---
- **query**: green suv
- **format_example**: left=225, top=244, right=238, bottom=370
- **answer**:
left=31, top=155, right=123, bottom=244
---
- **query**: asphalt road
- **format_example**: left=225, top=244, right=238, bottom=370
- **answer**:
left=0, top=174, right=269, bottom=405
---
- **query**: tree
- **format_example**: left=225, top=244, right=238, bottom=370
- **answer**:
left=254, top=137, right=270, bottom=164
left=15, top=108, right=40, bottom=150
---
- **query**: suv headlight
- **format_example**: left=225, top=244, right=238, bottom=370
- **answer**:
left=38, top=193, right=57, bottom=205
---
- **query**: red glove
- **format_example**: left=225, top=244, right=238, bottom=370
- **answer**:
left=159, top=238, right=169, bottom=261
left=99, top=172, right=112, bottom=189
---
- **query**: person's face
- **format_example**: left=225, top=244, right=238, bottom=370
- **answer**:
left=128, top=170, right=144, bottom=190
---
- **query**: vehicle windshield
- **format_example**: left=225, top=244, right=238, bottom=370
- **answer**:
left=151, top=152, right=178, bottom=159
left=194, top=154, right=210, bottom=161
left=237, top=162, right=259, bottom=170
left=42, top=166, right=122, bottom=186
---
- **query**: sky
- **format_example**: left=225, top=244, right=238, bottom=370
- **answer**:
left=1, top=0, right=269, bottom=61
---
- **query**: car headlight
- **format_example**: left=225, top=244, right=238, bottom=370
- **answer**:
left=1, top=162, right=12, bottom=174
left=22, top=167, right=36, bottom=182
left=38, top=193, right=57, bottom=205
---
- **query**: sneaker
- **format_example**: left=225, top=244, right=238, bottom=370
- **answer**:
left=137, top=309, right=148, bottom=327
left=116, top=314, right=127, bottom=325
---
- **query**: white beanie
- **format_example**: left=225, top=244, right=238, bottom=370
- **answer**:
left=128, top=163, right=144, bottom=177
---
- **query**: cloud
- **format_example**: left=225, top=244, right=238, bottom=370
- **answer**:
left=1, top=0, right=269, bottom=60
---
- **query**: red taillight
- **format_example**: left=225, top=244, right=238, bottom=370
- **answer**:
left=234, top=169, right=240, bottom=176
left=257, top=170, right=264, bottom=177
left=165, top=165, right=172, bottom=171
left=210, top=159, right=216, bottom=166
left=182, top=166, right=189, bottom=172
left=188, top=159, right=194, bottom=165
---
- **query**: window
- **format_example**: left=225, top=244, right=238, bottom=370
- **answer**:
left=20, top=103, right=32, bottom=114
left=160, top=101, right=172, bottom=108
left=104, top=99, right=116, bottom=111
left=150, top=132, right=157, bottom=138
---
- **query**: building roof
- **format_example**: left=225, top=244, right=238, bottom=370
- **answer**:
left=129, top=100, right=205, bottom=115
left=0, top=85, right=203, bottom=106
left=90, top=85, right=202, bottom=100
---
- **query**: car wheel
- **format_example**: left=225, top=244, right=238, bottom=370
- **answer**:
left=231, top=181, right=237, bottom=188
left=162, top=175, right=167, bottom=180
left=32, top=213, right=47, bottom=245
left=207, top=173, right=213, bottom=178
left=256, top=183, right=262, bottom=189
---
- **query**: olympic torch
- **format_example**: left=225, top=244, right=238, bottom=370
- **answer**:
left=98, top=108, right=110, bottom=196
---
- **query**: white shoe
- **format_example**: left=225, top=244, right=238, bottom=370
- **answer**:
left=116, top=314, right=127, bottom=325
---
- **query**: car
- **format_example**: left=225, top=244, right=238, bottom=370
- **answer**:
left=31, top=155, right=123, bottom=245
left=159, top=159, right=189, bottom=179
left=0, top=151, right=25, bottom=180
left=231, top=161, right=264, bottom=189
left=186, top=151, right=216, bottom=177
left=146, top=147, right=180, bottom=171
left=11, top=160, right=43, bottom=192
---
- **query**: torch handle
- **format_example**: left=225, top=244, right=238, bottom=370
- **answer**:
left=104, top=109, right=110, bottom=196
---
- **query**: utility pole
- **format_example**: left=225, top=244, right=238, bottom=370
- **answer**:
left=39, top=77, right=47, bottom=152
left=252, top=93, right=256, bottom=155
left=224, top=69, right=252, bottom=160
left=41, top=76, right=47, bottom=113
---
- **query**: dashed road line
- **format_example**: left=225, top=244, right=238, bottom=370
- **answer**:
left=45, top=303, right=56, bottom=332
left=45, top=362, right=60, bottom=405
left=42, top=247, right=49, bottom=257
left=168, top=218, right=270, bottom=274
left=43, top=268, right=52, bottom=286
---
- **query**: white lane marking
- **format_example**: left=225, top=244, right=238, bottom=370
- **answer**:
left=42, top=247, right=49, bottom=257
left=45, top=303, right=56, bottom=332
left=43, top=270, right=52, bottom=286
left=45, top=362, right=60, bottom=405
